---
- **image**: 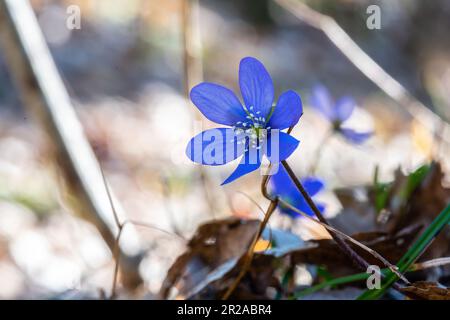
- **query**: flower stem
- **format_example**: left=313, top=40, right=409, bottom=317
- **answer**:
left=281, top=160, right=379, bottom=273
left=281, top=160, right=406, bottom=293
left=222, top=165, right=279, bottom=300
left=221, top=198, right=278, bottom=300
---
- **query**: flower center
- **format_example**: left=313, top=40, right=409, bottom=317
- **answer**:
left=239, top=105, right=272, bottom=129
left=233, top=126, right=267, bottom=151
left=231, top=105, right=275, bottom=151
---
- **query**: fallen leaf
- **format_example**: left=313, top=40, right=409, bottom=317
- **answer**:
left=160, top=217, right=305, bottom=299
left=159, top=217, right=259, bottom=299
left=290, top=225, right=421, bottom=277
left=401, top=281, right=450, bottom=300
left=399, top=163, right=450, bottom=262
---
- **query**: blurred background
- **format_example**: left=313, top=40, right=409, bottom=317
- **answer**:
left=0, top=0, right=449, bottom=299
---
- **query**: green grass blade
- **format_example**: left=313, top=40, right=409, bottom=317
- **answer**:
left=290, top=272, right=370, bottom=300
left=357, top=202, right=450, bottom=300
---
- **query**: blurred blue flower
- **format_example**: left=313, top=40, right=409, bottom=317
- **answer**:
left=271, top=166, right=325, bottom=219
left=186, top=57, right=303, bottom=185
left=310, top=85, right=372, bottom=144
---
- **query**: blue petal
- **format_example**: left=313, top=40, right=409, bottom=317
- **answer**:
left=186, top=128, right=245, bottom=165
left=301, top=177, right=325, bottom=197
left=270, top=166, right=325, bottom=218
left=264, top=131, right=300, bottom=163
left=294, top=198, right=316, bottom=216
left=239, top=57, right=274, bottom=118
left=310, top=85, right=335, bottom=121
left=340, top=128, right=372, bottom=144
left=335, top=96, right=355, bottom=122
left=190, top=83, right=247, bottom=126
left=268, top=90, right=303, bottom=130
left=294, top=198, right=326, bottom=217
left=270, top=165, right=298, bottom=199
left=221, top=150, right=261, bottom=185
left=276, top=187, right=323, bottom=218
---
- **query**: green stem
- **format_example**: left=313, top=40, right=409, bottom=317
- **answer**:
left=291, top=255, right=450, bottom=300
left=290, top=271, right=371, bottom=300
left=357, top=202, right=450, bottom=300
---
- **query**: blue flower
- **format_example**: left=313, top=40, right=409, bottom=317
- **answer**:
left=270, top=165, right=325, bottom=219
left=310, top=85, right=372, bottom=144
left=186, top=57, right=303, bottom=185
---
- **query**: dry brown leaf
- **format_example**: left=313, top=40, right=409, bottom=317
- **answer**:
left=159, top=217, right=259, bottom=299
left=187, top=253, right=281, bottom=300
left=401, top=281, right=450, bottom=300
left=379, top=163, right=450, bottom=267
left=385, top=163, right=450, bottom=233
left=334, top=162, right=450, bottom=276
left=291, top=224, right=421, bottom=277
left=160, top=218, right=305, bottom=299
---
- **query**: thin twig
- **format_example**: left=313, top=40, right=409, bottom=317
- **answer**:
left=278, top=198, right=407, bottom=282
left=410, top=257, right=450, bottom=272
left=274, top=0, right=450, bottom=147
left=235, top=191, right=274, bottom=251
left=222, top=198, right=279, bottom=300
left=263, top=161, right=405, bottom=281
left=262, top=163, right=406, bottom=287
left=126, top=220, right=187, bottom=242
left=281, top=160, right=407, bottom=287
left=99, top=167, right=125, bottom=299
left=291, top=256, right=450, bottom=299
left=181, top=0, right=203, bottom=96
left=0, top=0, right=143, bottom=287
left=181, top=0, right=227, bottom=218
left=101, top=169, right=185, bottom=299
left=110, top=225, right=124, bottom=299
left=235, top=191, right=267, bottom=219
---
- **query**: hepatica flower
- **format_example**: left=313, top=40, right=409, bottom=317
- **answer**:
left=186, top=57, right=303, bottom=185
left=271, top=166, right=325, bottom=219
left=310, top=85, right=372, bottom=144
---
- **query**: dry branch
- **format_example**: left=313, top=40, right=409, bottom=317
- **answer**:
left=274, top=0, right=450, bottom=146
left=0, top=0, right=143, bottom=289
